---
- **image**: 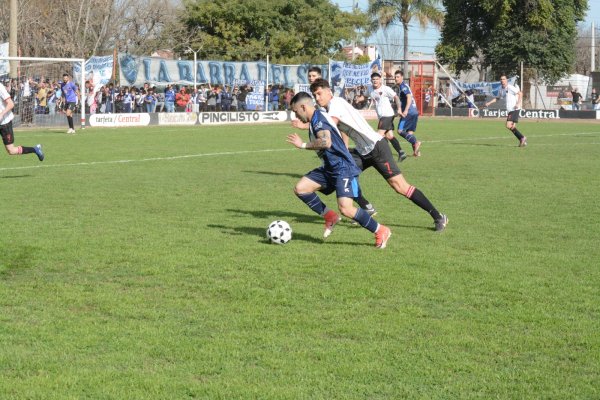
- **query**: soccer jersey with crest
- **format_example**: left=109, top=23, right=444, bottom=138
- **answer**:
left=396, top=81, right=419, bottom=115
left=497, top=84, right=520, bottom=111
left=326, top=97, right=384, bottom=156
left=369, top=85, right=396, bottom=118
left=309, top=109, right=361, bottom=178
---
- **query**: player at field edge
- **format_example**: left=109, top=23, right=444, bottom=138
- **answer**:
left=310, top=78, right=448, bottom=232
left=484, top=74, right=527, bottom=147
left=393, top=70, right=422, bottom=157
left=287, top=92, right=392, bottom=249
left=0, top=82, right=44, bottom=161
left=369, top=72, right=408, bottom=161
left=61, top=73, right=79, bottom=134
left=292, top=66, right=379, bottom=217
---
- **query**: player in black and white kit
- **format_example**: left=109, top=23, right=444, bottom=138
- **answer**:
left=0, top=82, right=44, bottom=161
left=311, top=79, right=448, bottom=232
left=369, top=72, right=407, bottom=161
left=485, top=74, right=527, bottom=147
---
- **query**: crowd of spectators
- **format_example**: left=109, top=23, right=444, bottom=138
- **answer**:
left=2, top=74, right=486, bottom=116
left=2, top=77, right=67, bottom=124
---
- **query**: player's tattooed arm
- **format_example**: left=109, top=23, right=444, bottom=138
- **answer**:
left=306, top=129, right=331, bottom=150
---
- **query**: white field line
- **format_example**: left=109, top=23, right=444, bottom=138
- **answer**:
left=0, top=148, right=293, bottom=172
left=1, top=131, right=599, bottom=173
left=425, top=131, right=600, bottom=143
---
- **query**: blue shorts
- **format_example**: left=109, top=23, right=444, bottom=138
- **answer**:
left=305, top=167, right=360, bottom=198
left=398, top=112, right=418, bottom=133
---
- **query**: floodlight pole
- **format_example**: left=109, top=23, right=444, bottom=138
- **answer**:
left=186, top=47, right=199, bottom=90
left=9, top=0, right=17, bottom=78
left=592, top=21, right=596, bottom=72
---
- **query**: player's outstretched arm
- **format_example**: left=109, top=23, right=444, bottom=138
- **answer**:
left=292, top=119, right=310, bottom=130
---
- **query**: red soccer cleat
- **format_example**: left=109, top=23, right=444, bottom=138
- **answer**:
left=374, top=225, right=392, bottom=249
left=323, top=210, right=341, bottom=238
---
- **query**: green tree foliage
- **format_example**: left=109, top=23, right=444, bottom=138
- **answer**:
left=436, top=0, right=589, bottom=83
left=180, top=0, right=370, bottom=64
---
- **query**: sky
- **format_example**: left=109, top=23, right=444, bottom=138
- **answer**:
left=331, top=0, right=600, bottom=57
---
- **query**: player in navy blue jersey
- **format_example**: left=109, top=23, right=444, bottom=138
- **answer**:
left=291, top=66, right=379, bottom=218
left=61, top=73, right=79, bottom=134
left=287, top=92, right=392, bottom=249
left=394, top=70, right=422, bottom=157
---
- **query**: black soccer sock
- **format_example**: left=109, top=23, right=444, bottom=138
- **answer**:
left=511, top=128, right=524, bottom=140
left=19, top=146, right=35, bottom=154
left=388, top=137, right=403, bottom=155
left=405, top=186, right=442, bottom=221
left=355, top=192, right=373, bottom=210
left=67, top=116, right=74, bottom=129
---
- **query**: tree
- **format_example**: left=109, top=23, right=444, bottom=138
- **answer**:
left=178, top=0, right=371, bottom=64
left=368, top=0, right=444, bottom=72
left=0, top=0, right=179, bottom=58
left=436, top=0, right=589, bottom=86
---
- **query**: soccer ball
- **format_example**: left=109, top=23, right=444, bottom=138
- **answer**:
left=267, top=220, right=292, bottom=244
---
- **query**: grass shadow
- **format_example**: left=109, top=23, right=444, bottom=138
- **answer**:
left=0, top=245, right=38, bottom=279
left=242, top=170, right=303, bottom=179
left=227, top=209, right=319, bottom=224
left=1, top=175, right=33, bottom=179
left=449, top=142, right=513, bottom=147
left=207, top=224, right=324, bottom=244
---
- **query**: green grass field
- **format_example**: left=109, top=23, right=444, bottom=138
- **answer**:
left=1, top=118, right=599, bottom=399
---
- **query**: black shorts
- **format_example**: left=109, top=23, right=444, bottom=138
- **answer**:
left=66, top=102, right=77, bottom=111
left=378, top=116, right=395, bottom=131
left=351, top=138, right=401, bottom=180
left=0, top=120, right=14, bottom=145
left=507, top=110, right=519, bottom=123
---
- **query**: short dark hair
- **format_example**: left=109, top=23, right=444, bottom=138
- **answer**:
left=371, top=72, right=381, bottom=79
left=310, top=78, right=330, bottom=93
left=290, top=91, right=313, bottom=107
left=394, top=70, right=404, bottom=76
left=308, top=66, right=322, bottom=75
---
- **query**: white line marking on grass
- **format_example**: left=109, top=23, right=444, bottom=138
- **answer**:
left=2, top=131, right=598, bottom=173
left=425, top=131, right=600, bottom=144
left=0, top=148, right=294, bottom=172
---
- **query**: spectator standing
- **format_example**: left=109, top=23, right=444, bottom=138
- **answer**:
left=164, top=85, right=175, bottom=112
left=122, top=88, right=134, bottom=113
left=21, top=77, right=34, bottom=125
left=47, top=85, right=57, bottom=115
left=144, top=89, right=157, bottom=113
left=36, top=82, right=48, bottom=114
left=221, top=85, right=233, bottom=111
left=214, top=85, right=223, bottom=111
left=268, top=85, right=279, bottom=111
left=571, top=88, right=582, bottom=110
left=197, top=85, right=207, bottom=112
left=591, top=88, right=600, bottom=110
left=283, top=88, right=294, bottom=110
left=175, top=87, right=189, bottom=112
left=238, top=85, right=251, bottom=111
